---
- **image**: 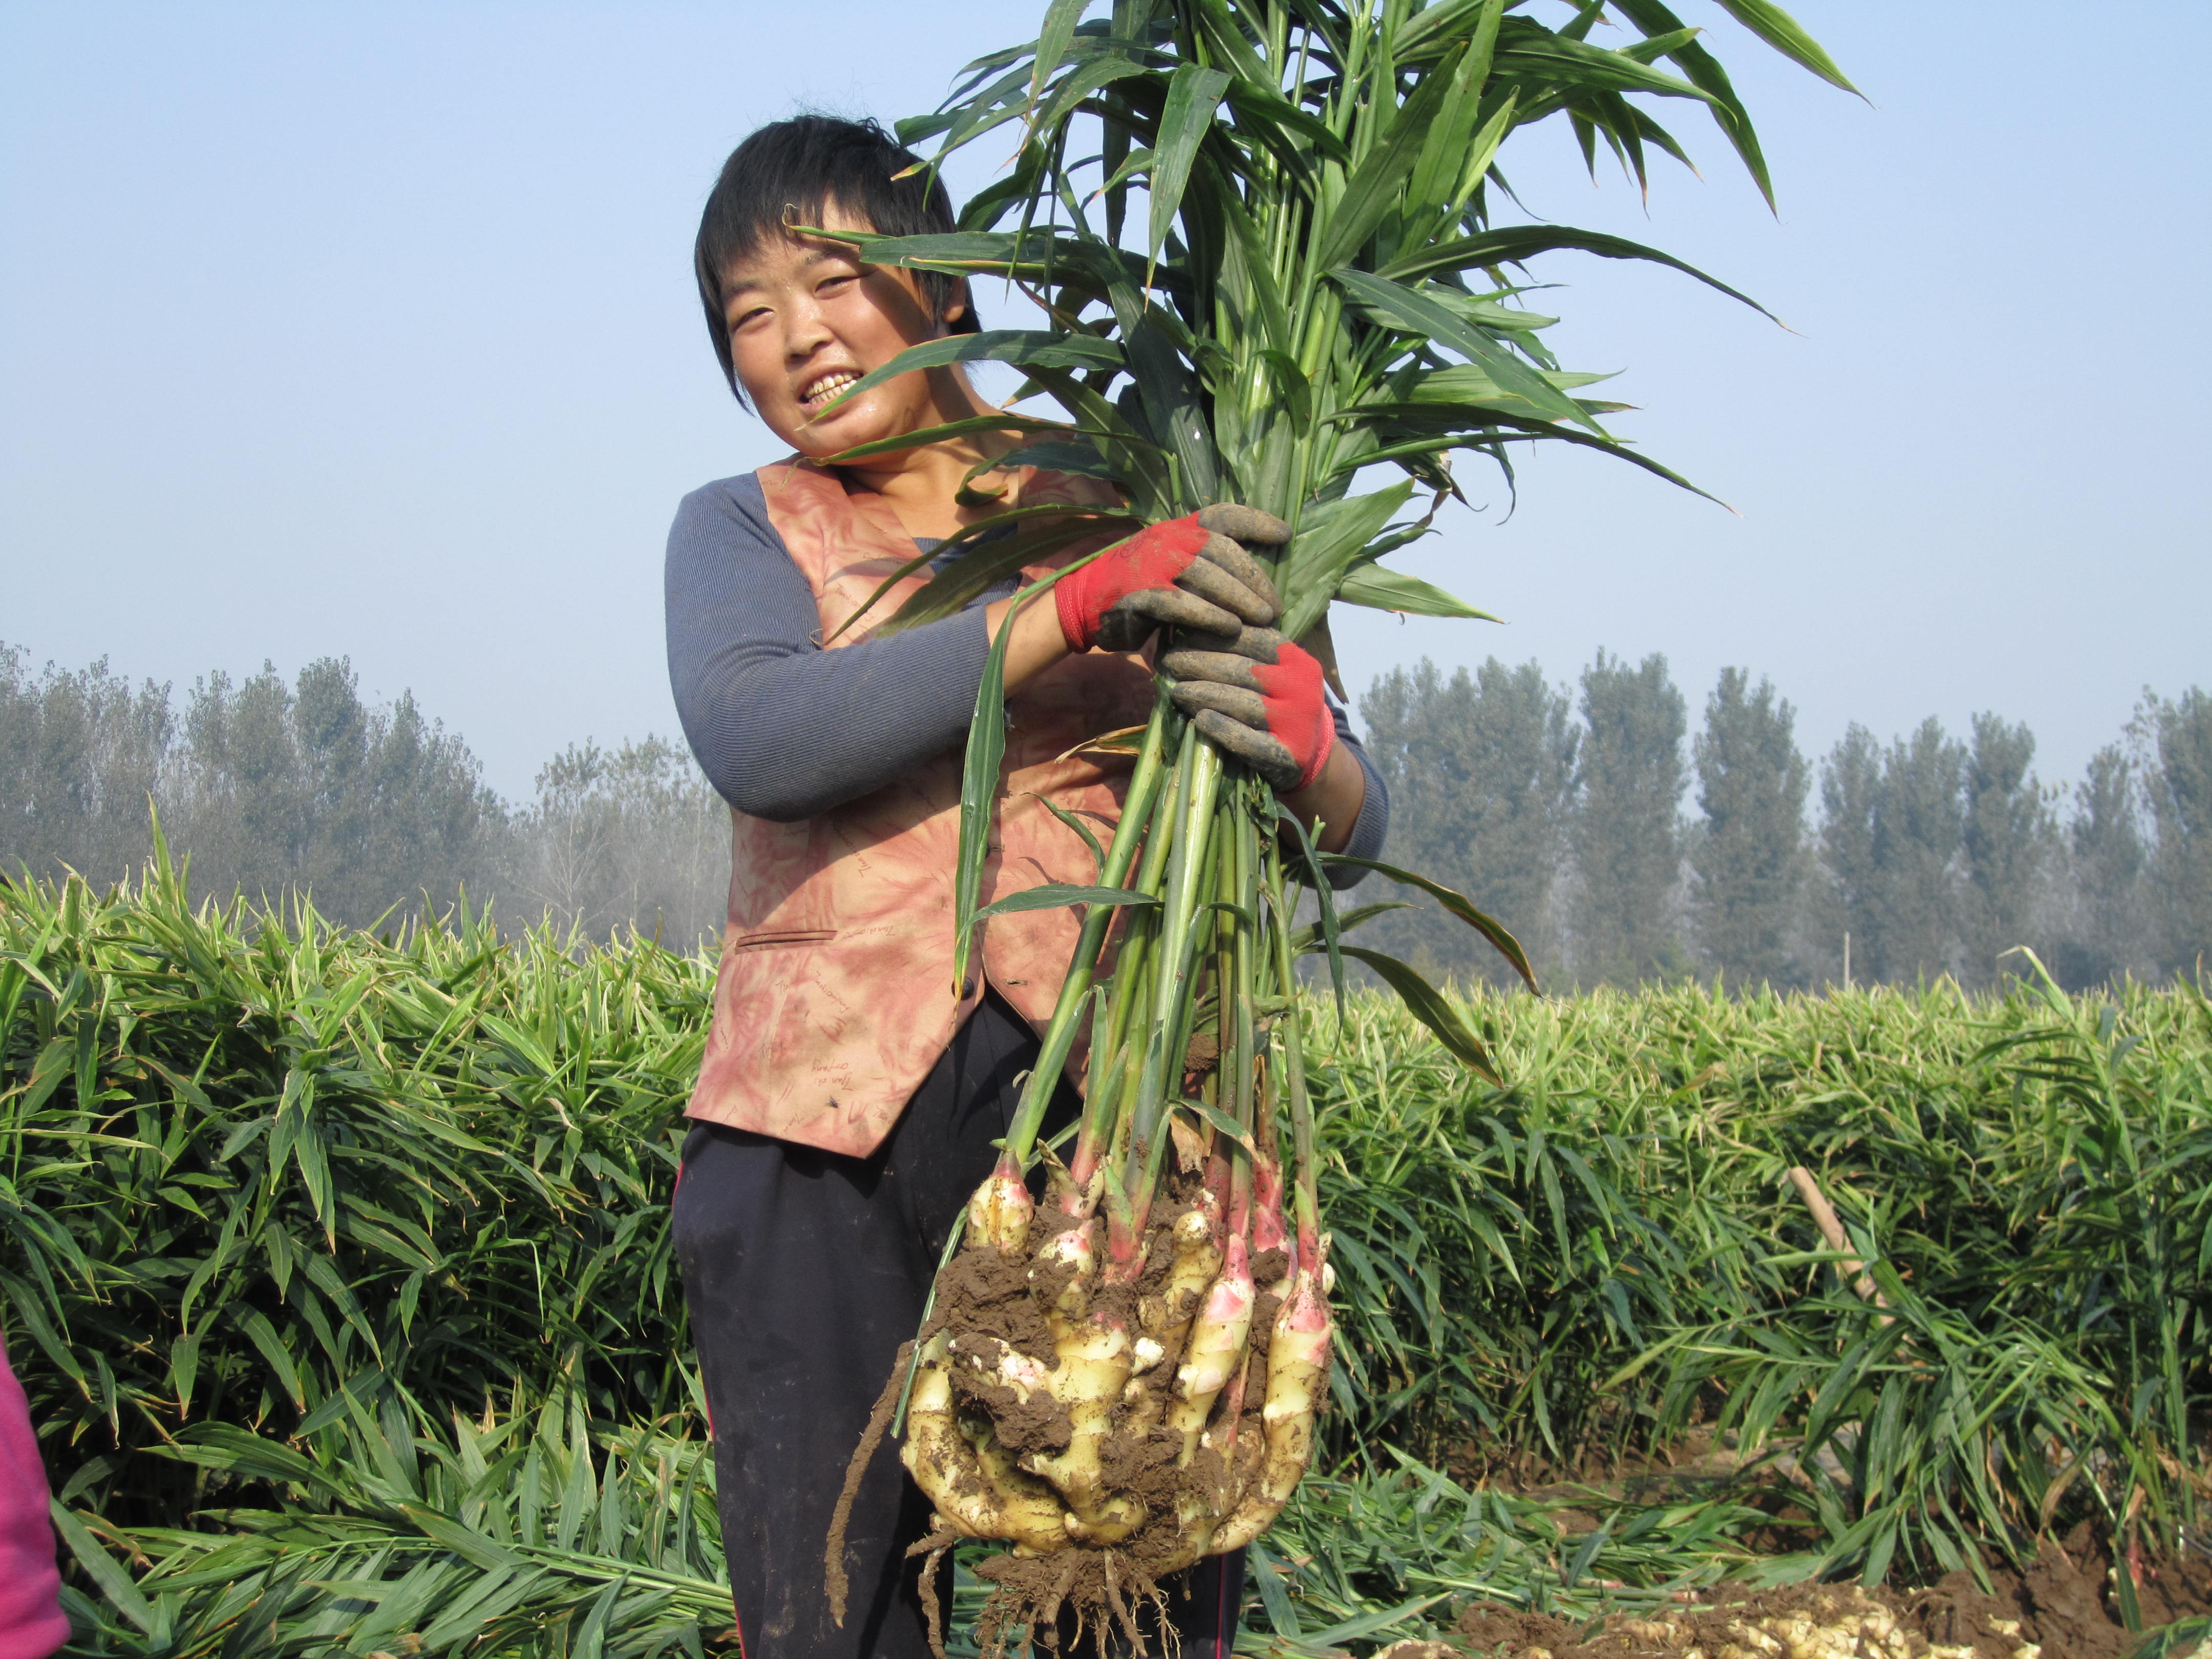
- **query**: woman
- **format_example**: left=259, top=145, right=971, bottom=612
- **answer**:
left=666, top=115, right=1388, bottom=1659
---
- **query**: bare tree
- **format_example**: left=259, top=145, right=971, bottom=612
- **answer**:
left=501, top=738, right=729, bottom=948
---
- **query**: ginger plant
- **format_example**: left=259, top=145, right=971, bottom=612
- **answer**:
left=814, top=0, right=1854, bottom=1649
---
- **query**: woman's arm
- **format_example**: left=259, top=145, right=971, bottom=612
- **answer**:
left=1283, top=731, right=1367, bottom=856
left=1288, top=709, right=1390, bottom=884
left=667, top=476, right=1005, bottom=822
left=981, top=588, right=1073, bottom=693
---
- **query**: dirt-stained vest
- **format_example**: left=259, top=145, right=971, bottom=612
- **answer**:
left=685, top=458, right=1156, bottom=1157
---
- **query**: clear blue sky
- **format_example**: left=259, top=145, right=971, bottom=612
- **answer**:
left=4, top=2, right=2206, bottom=803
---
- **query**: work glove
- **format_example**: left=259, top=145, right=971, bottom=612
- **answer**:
left=1056, top=505, right=1290, bottom=654
left=1163, top=627, right=1337, bottom=794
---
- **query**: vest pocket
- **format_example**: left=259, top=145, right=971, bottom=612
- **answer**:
left=728, top=927, right=838, bottom=951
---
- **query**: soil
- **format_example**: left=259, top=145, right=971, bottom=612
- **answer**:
left=958, top=1336, right=1075, bottom=1458
left=1427, top=1524, right=2212, bottom=1659
left=928, top=1242, right=1060, bottom=1366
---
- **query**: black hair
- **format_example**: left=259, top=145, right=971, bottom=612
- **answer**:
left=693, top=115, right=977, bottom=405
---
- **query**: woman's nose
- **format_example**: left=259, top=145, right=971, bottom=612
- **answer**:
left=782, top=299, right=831, bottom=360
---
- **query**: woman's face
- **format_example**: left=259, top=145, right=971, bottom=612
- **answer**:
left=718, top=201, right=965, bottom=458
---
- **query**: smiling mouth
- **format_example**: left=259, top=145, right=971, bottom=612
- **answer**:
left=799, top=370, right=861, bottom=412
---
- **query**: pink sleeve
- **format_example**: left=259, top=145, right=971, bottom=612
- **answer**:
left=0, top=1341, right=67, bottom=1659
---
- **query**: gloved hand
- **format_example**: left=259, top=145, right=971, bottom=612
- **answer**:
left=1162, top=627, right=1336, bottom=793
left=1056, top=504, right=1290, bottom=654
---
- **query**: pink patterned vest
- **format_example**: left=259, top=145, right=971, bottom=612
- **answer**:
left=684, top=458, right=1157, bottom=1157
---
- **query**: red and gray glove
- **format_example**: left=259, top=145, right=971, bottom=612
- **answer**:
left=1163, top=628, right=1336, bottom=793
left=1056, top=505, right=1288, bottom=654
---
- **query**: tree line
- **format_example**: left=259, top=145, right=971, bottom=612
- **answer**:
left=0, top=646, right=728, bottom=947
left=8, top=641, right=2206, bottom=991
left=1360, top=653, right=2210, bottom=991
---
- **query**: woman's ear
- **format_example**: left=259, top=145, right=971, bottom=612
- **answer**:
left=941, top=277, right=972, bottom=332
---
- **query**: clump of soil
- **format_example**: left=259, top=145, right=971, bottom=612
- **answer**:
left=1438, top=1524, right=2212, bottom=1659
left=929, top=1239, right=1060, bottom=1364
left=1892, top=1527, right=2212, bottom=1659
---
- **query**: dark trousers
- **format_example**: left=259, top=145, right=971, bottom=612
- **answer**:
left=674, top=992, right=1244, bottom=1659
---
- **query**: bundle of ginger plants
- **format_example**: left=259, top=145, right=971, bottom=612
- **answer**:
left=811, top=0, right=1854, bottom=1649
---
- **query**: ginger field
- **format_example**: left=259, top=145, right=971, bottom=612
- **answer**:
left=4, top=859, right=2208, bottom=1658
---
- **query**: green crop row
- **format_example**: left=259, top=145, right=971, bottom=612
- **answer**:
left=1309, top=969, right=2211, bottom=1598
left=4, top=856, right=2206, bottom=1656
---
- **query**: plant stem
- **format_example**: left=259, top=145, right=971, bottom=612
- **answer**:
left=1266, top=836, right=1321, bottom=1260
left=1229, top=780, right=1261, bottom=1137
left=1126, top=824, right=1223, bottom=1236
left=1070, top=721, right=1187, bottom=1192
left=1005, top=691, right=1174, bottom=1163
left=1125, top=735, right=1224, bottom=1217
